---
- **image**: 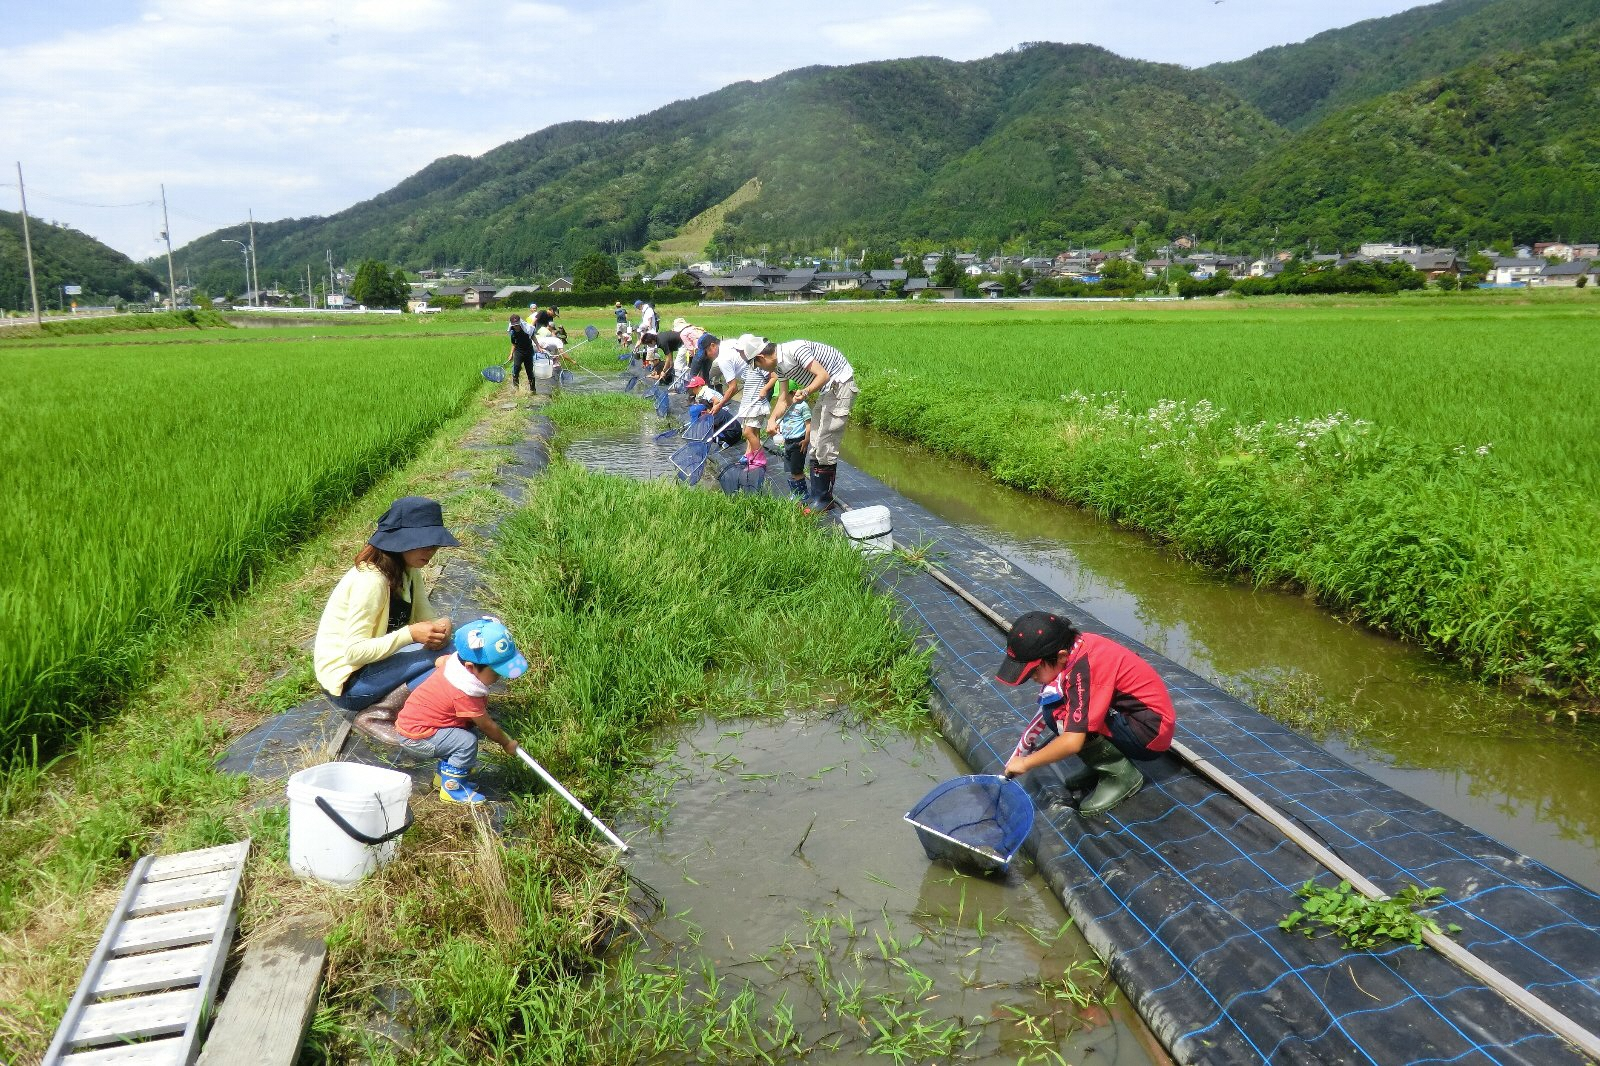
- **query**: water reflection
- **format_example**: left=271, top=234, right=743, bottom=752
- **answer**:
left=843, top=424, right=1600, bottom=892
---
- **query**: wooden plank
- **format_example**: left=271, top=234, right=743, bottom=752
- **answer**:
left=94, top=946, right=210, bottom=998
left=129, top=871, right=233, bottom=917
left=196, top=917, right=329, bottom=1066
left=113, top=907, right=224, bottom=955
left=61, top=1038, right=188, bottom=1066
left=73, top=989, right=198, bottom=1045
left=144, top=843, right=249, bottom=883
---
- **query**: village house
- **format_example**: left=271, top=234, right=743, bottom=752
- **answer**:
left=1534, top=260, right=1598, bottom=287
left=461, top=286, right=500, bottom=308
left=1488, top=257, right=1546, bottom=286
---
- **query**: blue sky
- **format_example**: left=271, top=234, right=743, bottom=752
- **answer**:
left=0, top=0, right=1432, bottom=259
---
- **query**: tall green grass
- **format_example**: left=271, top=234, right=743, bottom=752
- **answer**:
left=306, top=460, right=932, bottom=1060
left=683, top=301, right=1600, bottom=693
left=0, top=335, right=488, bottom=759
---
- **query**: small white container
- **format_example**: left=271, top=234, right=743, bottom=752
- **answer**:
left=533, top=357, right=554, bottom=380
left=285, top=762, right=413, bottom=887
left=840, top=505, right=893, bottom=555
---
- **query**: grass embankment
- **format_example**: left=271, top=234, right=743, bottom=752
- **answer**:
left=301, top=457, right=930, bottom=1062
left=0, top=335, right=491, bottom=762
left=687, top=299, right=1600, bottom=697
left=0, top=308, right=232, bottom=339
left=0, top=386, right=527, bottom=1062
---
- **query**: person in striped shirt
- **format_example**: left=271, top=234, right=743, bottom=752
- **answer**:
left=754, top=337, right=857, bottom=511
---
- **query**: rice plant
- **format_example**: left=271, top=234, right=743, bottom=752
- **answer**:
left=684, top=301, right=1600, bottom=694
left=0, top=334, right=489, bottom=759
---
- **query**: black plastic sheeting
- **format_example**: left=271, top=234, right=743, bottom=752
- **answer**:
left=827, top=460, right=1600, bottom=1066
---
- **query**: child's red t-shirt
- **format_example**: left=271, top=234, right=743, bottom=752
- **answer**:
left=396, top=657, right=488, bottom=739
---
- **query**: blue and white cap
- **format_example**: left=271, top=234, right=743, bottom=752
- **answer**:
left=453, top=616, right=527, bottom=679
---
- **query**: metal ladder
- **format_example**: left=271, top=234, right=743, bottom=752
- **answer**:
left=42, top=840, right=251, bottom=1066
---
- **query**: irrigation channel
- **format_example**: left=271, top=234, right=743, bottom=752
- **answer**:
left=558, top=426, right=1162, bottom=1063
left=836, top=424, right=1600, bottom=896
left=557, top=391, right=1600, bottom=1063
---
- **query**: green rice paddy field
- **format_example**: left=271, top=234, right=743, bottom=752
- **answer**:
left=689, top=295, right=1600, bottom=695
left=1, top=294, right=1596, bottom=766
left=0, top=329, right=488, bottom=760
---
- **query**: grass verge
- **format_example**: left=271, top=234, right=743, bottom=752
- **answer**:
left=0, top=387, right=526, bottom=1062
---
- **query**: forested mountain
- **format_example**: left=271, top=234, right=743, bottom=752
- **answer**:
left=2, top=211, right=166, bottom=312
left=158, top=0, right=1600, bottom=288
left=1205, top=0, right=1600, bottom=129
left=170, top=44, right=1280, bottom=292
left=1188, top=24, right=1600, bottom=250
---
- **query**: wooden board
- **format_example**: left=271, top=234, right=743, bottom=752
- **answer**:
left=195, top=916, right=330, bottom=1066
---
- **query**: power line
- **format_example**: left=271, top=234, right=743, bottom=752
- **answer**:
left=0, top=182, right=157, bottom=210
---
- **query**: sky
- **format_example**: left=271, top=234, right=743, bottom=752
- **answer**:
left=0, top=0, right=1435, bottom=260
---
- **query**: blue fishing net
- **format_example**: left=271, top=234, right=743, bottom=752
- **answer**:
left=905, top=775, right=1034, bottom=873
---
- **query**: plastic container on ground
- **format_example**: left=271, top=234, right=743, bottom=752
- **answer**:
left=285, top=761, right=414, bottom=887
left=840, top=505, right=893, bottom=555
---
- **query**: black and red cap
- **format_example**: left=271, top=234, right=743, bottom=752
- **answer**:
left=995, top=611, right=1078, bottom=686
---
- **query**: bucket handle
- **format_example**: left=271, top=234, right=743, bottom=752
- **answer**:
left=315, top=795, right=414, bottom=846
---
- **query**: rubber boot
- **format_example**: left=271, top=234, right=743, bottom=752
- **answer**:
left=788, top=475, right=808, bottom=500
left=803, top=464, right=838, bottom=513
left=1077, top=738, right=1145, bottom=818
left=438, top=762, right=486, bottom=806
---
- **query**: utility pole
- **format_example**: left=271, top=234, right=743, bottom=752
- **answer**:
left=159, top=184, right=179, bottom=310
left=306, top=264, right=313, bottom=308
left=247, top=209, right=260, bottom=306
left=15, top=162, right=43, bottom=326
left=326, top=250, right=334, bottom=306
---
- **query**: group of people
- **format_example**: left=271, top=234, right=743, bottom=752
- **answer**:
left=311, top=498, right=1175, bottom=817
left=504, top=304, right=575, bottom=394
left=621, top=320, right=858, bottom=512
left=305, top=299, right=1176, bottom=818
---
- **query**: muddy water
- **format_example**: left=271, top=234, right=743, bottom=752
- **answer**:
left=841, top=424, right=1600, bottom=893
left=625, top=716, right=1160, bottom=1065
left=560, top=421, right=1158, bottom=1062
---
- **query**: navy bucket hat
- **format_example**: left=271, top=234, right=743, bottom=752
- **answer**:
left=368, top=496, right=460, bottom=553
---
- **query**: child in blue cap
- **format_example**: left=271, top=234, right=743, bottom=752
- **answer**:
left=395, top=616, right=527, bottom=805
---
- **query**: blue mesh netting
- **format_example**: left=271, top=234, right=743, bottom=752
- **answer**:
left=906, top=774, right=1035, bottom=872
left=831, top=461, right=1600, bottom=1066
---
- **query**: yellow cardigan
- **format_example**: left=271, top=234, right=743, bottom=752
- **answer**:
left=313, top=564, right=437, bottom=696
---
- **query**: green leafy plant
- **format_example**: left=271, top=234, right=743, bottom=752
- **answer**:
left=1279, top=879, right=1462, bottom=950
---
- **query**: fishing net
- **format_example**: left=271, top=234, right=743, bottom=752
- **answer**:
left=904, top=775, right=1034, bottom=874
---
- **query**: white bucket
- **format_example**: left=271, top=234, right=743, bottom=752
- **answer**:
left=286, top=762, right=414, bottom=887
left=840, top=505, right=893, bottom=555
left=533, top=357, right=554, bottom=380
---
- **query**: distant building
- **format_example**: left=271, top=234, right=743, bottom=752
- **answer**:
left=1534, top=259, right=1597, bottom=287
left=546, top=277, right=574, bottom=293
left=1359, top=242, right=1420, bottom=257
left=1488, top=257, right=1545, bottom=286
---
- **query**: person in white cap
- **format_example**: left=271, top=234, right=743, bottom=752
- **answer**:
left=707, top=334, right=773, bottom=469
left=754, top=337, right=856, bottom=511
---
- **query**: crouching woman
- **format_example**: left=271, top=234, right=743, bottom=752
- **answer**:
left=314, top=496, right=457, bottom=717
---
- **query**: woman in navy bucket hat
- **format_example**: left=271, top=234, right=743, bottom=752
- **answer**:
left=314, top=497, right=460, bottom=726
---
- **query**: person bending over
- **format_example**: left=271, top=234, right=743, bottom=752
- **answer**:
left=755, top=337, right=857, bottom=512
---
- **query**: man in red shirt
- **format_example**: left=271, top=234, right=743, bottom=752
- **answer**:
left=995, top=611, right=1176, bottom=817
